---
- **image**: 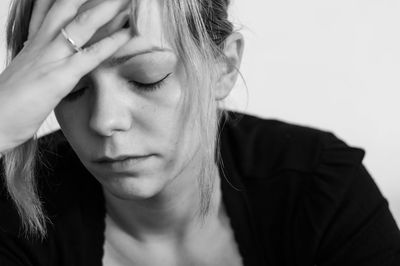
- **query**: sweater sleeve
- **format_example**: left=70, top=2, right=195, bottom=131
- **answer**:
left=310, top=133, right=400, bottom=266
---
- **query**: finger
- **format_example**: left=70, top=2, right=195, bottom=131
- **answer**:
left=64, top=29, right=131, bottom=79
left=28, top=0, right=54, bottom=40
left=50, top=0, right=129, bottom=58
left=34, top=0, right=89, bottom=43
left=84, top=8, right=130, bottom=47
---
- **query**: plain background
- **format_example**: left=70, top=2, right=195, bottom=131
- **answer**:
left=0, top=0, right=399, bottom=226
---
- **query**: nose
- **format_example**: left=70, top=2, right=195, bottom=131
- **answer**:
left=88, top=71, right=132, bottom=137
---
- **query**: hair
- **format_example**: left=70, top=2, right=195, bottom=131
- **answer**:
left=2, top=0, right=234, bottom=239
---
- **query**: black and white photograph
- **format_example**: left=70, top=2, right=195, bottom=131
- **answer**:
left=0, top=0, right=399, bottom=265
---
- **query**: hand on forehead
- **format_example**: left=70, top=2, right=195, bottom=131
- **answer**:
left=28, top=0, right=172, bottom=65
left=80, top=0, right=168, bottom=52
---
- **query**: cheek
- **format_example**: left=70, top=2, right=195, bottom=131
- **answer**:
left=54, top=103, right=90, bottom=153
left=144, top=74, right=184, bottom=134
left=152, top=82, right=200, bottom=162
left=151, top=75, right=183, bottom=110
left=148, top=88, right=182, bottom=161
left=145, top=59, right=186, bottom=112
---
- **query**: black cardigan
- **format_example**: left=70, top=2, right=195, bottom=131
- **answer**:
left=1, top=112, right=400, bottom=266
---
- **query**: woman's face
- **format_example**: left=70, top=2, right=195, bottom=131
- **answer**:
left=54, top=0, right=202, bottom=200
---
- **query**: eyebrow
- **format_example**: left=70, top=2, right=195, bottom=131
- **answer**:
left=105, top=47, right=173, bottom=68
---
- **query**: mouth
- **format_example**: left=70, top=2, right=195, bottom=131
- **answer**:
left=93, top=154, right=154, bottom=171
left=93, top=155, right=151, bottom=164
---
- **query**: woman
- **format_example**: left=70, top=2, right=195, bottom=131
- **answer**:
left=0, top=0, right=399, bottom=265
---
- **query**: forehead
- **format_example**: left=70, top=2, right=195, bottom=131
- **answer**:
left=80, top=0, right=172, bottom=57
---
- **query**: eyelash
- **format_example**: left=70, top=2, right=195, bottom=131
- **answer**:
left=63, top=73, right=171, bottom=102
left=130, top=73, right=171, bottom=92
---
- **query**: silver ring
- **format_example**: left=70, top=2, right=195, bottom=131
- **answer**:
left=61, top=28, right=83, bottom=53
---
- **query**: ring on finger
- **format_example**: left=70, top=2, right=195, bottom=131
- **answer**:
left=61, top=27, right=83, bottom=53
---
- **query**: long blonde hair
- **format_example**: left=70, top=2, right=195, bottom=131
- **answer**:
left=2, top=0, right=234, bottom=239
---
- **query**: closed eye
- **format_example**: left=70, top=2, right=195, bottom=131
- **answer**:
left=129, top=73, right=172, bottom=92
left=63, top=73, right=172, bottom=102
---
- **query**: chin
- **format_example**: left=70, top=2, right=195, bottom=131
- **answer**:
left=101, top=174, right=168, bottom=201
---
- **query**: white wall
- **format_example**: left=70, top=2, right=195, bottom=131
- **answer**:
left=1, top=0, right=399, bottom=225
left=227, top=0, right=400, bottom=225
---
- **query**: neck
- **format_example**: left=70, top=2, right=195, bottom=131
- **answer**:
left=103, top=162, right=222, bottom=243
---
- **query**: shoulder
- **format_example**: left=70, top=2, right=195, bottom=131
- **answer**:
left=220, top=111, right=400, bottom=264
left=219, top=110, right=365, bottom=181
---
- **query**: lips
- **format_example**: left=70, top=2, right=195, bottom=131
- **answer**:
left=92, top=154, right=153, bottom=171
left=93, top=155, right=150, bottom=164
